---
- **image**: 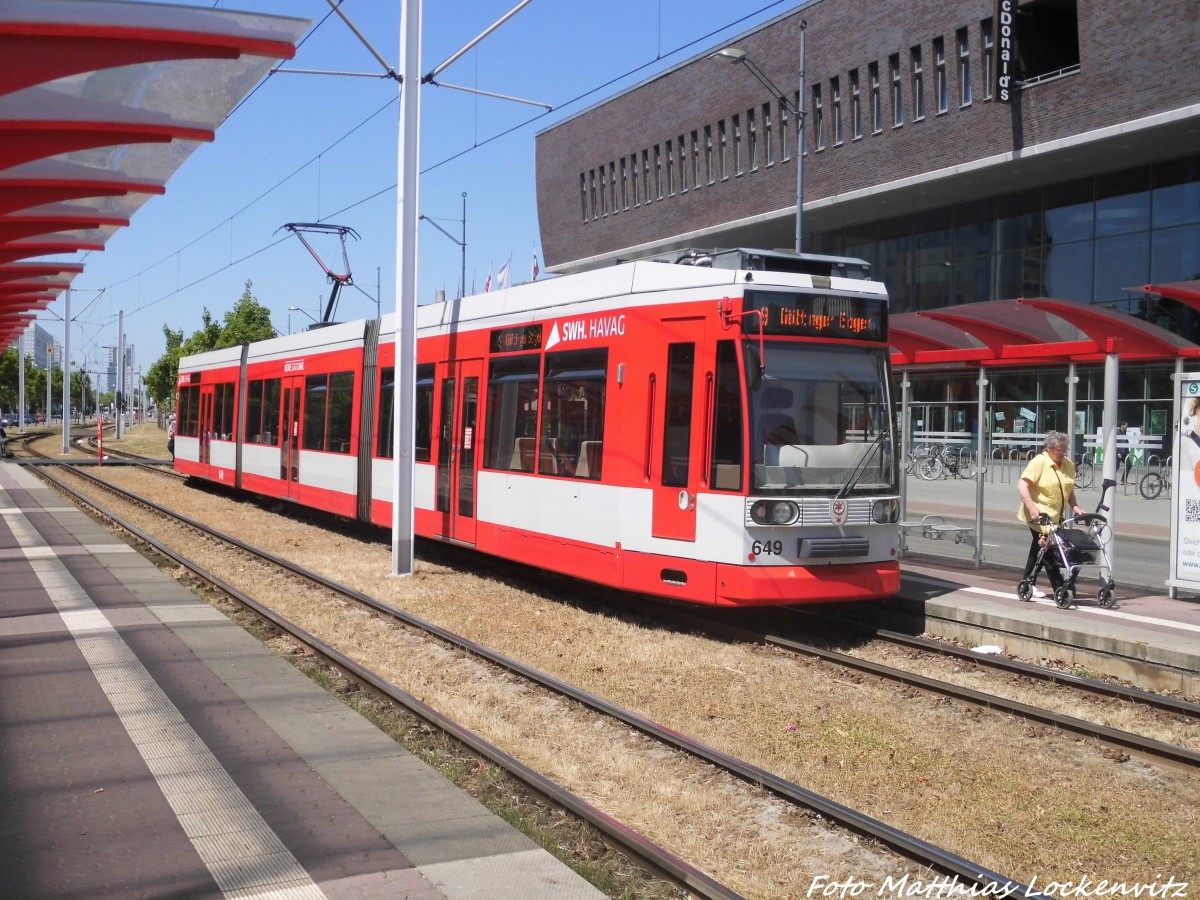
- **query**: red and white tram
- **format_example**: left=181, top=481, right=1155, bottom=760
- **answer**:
left=176, top=248, right=901, bottom=606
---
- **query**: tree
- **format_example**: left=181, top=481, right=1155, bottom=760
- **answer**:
left=144, top=325, right=183, bottom=409
left=143, top=280, right=276, bottom=413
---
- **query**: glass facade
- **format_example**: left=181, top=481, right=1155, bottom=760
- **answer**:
left=902, top=362, right=1177, bottom=457
left=811, top=155, right=1200, bottom=340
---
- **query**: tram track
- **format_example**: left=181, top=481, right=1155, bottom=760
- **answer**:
left=28, top=458, right=1041, bottom=900
left=677, top=607, right=1200, bottom=771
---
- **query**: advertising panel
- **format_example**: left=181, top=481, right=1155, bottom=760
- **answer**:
left=1168, top=374, right=1200, bottom=592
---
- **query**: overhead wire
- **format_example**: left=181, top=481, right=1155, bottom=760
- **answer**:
left=102, top=0, right=792, bottom=321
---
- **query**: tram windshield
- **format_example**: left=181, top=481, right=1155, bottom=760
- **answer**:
left=745, top=342, right=895, bottom=495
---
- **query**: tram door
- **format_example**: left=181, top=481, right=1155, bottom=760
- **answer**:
left=435, top=359, right=481, bottom=544
left=197, top=386, right=214, bottom=467
left=651, top=320, right=706, bottom=541
left=280, top=375, right=303, bottom=500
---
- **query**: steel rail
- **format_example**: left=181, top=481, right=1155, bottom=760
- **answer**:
left=29, top=464, right=742, bottom=900
left=43, top=462, right=1043, bottom=898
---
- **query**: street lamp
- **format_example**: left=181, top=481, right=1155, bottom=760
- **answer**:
left=288, top=306, right=319, bottom=330
left=713, top=20, right=808, bottom=253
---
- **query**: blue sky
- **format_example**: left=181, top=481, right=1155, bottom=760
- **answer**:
left=50, top=0, right=797, bottom=379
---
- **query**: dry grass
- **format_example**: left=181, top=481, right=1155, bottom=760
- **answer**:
left=38, top=450, right=1200, bottom=895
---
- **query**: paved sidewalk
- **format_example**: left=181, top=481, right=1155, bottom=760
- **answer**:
left=899, top=459, right=1183, bottom=597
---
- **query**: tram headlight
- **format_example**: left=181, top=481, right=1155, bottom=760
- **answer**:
left=750, top=499, right=799, bottom=526
left=872, top=498, right=900, bottom=523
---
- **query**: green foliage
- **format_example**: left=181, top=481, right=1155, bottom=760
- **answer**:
left=0, top=347, right=53, bottom=416
left=143, top=279, right=276, bottom=409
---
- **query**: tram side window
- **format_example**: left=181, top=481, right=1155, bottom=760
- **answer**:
left=213, top=382, right=236, bottom=440
left=302, top=371, right=355, bottom=453
left=374, top=365, right=434, bottom=461
left=245, top=378, right=281, bottom=445
left=178, top=385, right=200, bottom=438
left=483, top=355, right=539, bottom=472
left=661, top=343, right=695, bottom=487
left=710, top=340, right=744, bottom=490
left=542, top=349, right=607, bottom=479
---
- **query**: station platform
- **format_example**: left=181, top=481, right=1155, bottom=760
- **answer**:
left=0, top=461, right=604, bottom=900
left=895, top=469, right=1200, bottom=696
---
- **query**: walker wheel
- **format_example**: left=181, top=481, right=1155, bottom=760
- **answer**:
left=1054, top=586, right=1073, bottom=609
left=1017, top=580, right=1033, bottom=602
left=1097, top=585, right=1116, bottom=609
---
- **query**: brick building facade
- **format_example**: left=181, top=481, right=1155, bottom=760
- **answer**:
left=535, top=0, right=1199, bottom=298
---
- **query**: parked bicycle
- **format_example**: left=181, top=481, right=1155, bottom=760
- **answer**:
left=1074, top=452, right=1095, bottom=489
left=1139, top=456, right=1172, bottom=500
left=917, top=443, right=976, bottom=480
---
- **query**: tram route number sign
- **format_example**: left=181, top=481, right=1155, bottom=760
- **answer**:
left=490, top=324, right=543, bottom=353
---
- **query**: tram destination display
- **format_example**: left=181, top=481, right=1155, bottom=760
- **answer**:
left=743, top=290, right=887, bottom=341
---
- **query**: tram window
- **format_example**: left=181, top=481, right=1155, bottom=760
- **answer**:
left=302, top=370, right=355, bottom=453
left=213, top=382, right=235, bottom=440
left=542, top=349, right=607, bottom=479
left=661, top=343, right=695, bottom=487
left=415, top=365, right=433, bottom=462
left=245, top=378, right=281, bottom=445
left=710, top=341, right=744, bottom=491
left=178, top=385, right=200, bottom=438
left=484, top=355, right=539, bottom=472
left=376, top=365, right=434, bottom=461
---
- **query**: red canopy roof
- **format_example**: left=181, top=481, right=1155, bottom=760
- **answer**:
left=890, top=296, right=1200, bottom=370
left=0, top=0, right=309, bottom=351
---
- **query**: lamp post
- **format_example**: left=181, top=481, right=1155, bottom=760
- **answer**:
left=713, top=20, right=808, bottom=253
left=288, top=306, right=319, bottom=329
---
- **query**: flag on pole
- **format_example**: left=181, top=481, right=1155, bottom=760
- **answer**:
left=483, top=263, right=493, bottom=293
left=532, top=247, right=540, bottom=281
left=497, top=256, right=511, bottom=290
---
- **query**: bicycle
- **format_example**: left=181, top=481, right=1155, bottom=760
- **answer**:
left=1074, top=453, right=1095, bottom=489
left=1139, top=458, right=1172, bottom=500
left=917, top=443, right=976, bottom=480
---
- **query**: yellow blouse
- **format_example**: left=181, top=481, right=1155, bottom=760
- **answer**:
left=1017, top=451, right=1076, bottom=528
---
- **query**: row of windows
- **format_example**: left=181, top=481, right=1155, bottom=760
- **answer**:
left=579, top=100, right=798, bottom=223
left=578, top=17, right=1006, bottom=224
left=812, top=21, right=992, bottom=150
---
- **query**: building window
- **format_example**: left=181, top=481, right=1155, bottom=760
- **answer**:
left=654, top=144, right=663, bottom=199
left=762, top=103, right=773, bottom=165
left=934, top=37, right=948, bottom=113
left=598, top=164, right=607, bottom=216
left=781, top=101, right=790, bottom=162
left=609, top=162, right=617, bottom=213
left=580, top=173, right=588, bottom=222
left=732, top=114, right=743, bottom=175
left=911, top=46, right=925, bottom=120
left=747, top=109, right=758, bottom=171
left=666, top=142, right=674, bottom=195
left=642, top=150, right=651, bottom=203
left=691, top=130, right=701, bottom=189
left=812, top=84, right=824, bottom=151
left=958, top=28, right=973, bottom=106
left=630, top=154, right=640, bottom=207
left=719, top=119, right=728, bottom=179
left=869, top=62, right=882, bottom=133
left=620, top=158, right=628, bottom=210
left=589, top=169, right=597, bottom=219
left=678, top=136, right=688, bottom=192
left=890, top=53, right=904, bottom=126
left=850, top=69, right=862, bottom=140
left=831, top=76, right=843, bottom=145
left=981, top=19, right=994, bottom=100
left=704, top=125, right=714, bottom=184
left=1016, top=0, right=1081, bottom=85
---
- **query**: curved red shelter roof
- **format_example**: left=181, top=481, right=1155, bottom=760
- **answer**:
left=0, top=0, right=309, bottom=351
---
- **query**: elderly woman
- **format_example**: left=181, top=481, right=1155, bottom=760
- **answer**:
left=1017, top=431, right=1085, bottom=599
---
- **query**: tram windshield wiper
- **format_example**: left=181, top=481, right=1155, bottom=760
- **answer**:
left=835, top=430, right=889, bottom=500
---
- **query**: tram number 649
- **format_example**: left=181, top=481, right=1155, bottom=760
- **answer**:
left=752, top=539, right=784, bottom=556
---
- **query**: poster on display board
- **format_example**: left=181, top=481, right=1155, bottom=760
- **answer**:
left=1168, top=374, right=1200, bottom=592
